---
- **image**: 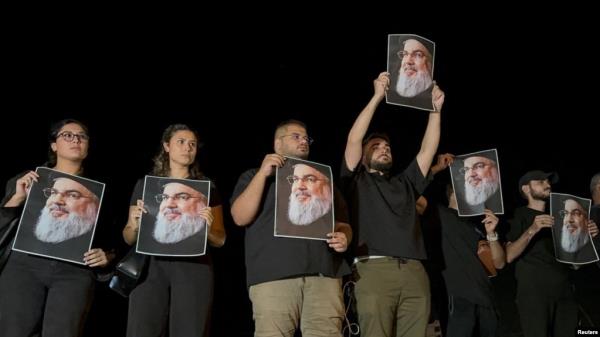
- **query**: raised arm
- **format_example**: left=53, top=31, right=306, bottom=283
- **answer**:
left=231, top=154, right=285, bottom=226
left=122, top=199, right=146, bottom=246
left=482, top=210, right=506, bottom=269
left=416, top=84, right=444, bottom=176
left=4, top=171, right=39, bottom=207
left=344, top=72, right=389, bottom=171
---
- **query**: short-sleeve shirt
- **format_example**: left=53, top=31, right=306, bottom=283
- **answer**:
left=507, top=206, right=571, bottom=296
left=339, top=158, right=429, bottom=259
left=231, top=169, right=350, bottom=287
left=438, top=206, right=494, bottom=307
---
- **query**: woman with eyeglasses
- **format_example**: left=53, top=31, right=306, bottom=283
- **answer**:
left=0, top=119, right=114, bottom=337
left=122, top=123, right=225, bottom=337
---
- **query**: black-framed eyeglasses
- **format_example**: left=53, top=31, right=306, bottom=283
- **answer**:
left=459, top=162, right=491, bottom=175
left=57, top=131, right=89, bottom=143
left=286, top=175, right=327, bottom=185
left=280, top=133, right=314, bottom=145
left=155, top=193, right=202, bottom=203
left=42, top=187, right=92, bottom=201
left=559, top=209, right=585, bottom=218
left=397, top=50, right=426, bottom=60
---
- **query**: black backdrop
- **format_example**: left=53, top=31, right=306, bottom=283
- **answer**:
left=2, top=11, right=598, bottom=337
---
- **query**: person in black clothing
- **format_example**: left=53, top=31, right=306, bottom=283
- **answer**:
left=506, top=170, right=595, bottom=337
left=426, top=153, right=506, bottom=337
left=231, top=119, right=352, bottom=337
left=340, top=72, right=444, bottom=337
left=0, top=119, right=113, bottom=337
left=122, top=124, right=226, bottom=337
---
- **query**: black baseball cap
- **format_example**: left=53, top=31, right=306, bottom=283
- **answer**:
left=518, top=170, right=559, bottom=188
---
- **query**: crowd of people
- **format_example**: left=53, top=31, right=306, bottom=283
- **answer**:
left=1, top=35, right=599, bottom=337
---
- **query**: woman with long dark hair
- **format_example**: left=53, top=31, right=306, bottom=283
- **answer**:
left=0, top=119, right=113, bottom=337
left=122, top=124, right=225, bottom=336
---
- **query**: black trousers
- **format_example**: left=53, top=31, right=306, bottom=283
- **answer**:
left=516, top=286, right=578, bottom=337
left=0, top=252, right=95, bottom=337
left=446, top=295, right=497, bottom=337
left=127, top=256, right=213, bottom=337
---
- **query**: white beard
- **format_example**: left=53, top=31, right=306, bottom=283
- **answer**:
left=561, top=224, right=589, bottom=253
left=35, top=204, right=96, bottom=243
left=465, top=179, right=499, bottom=206
left=153, top=209, right=205, bottom=244
left=287, top=190, right=331, bottom=226
left=396, top=66, right=433, bottom=98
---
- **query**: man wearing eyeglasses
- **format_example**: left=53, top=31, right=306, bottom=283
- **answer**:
left=556, top=198, right=598, bottom=263
left=14, top=175, right=102, bottom=264
left=153, top=182, right=208, bottom=245
left=387, top=34, right=436, bottom=111
left=231, top=119, right=352, bottom=337
left=277, top=163, right=334, bottom=239
left=35, top=177, right=100, bottom=244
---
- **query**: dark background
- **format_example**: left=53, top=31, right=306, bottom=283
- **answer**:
left=2, top=10, right=598, bottom=337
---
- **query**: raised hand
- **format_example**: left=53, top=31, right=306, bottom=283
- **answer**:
left=258, top=154, right=286, bottom=178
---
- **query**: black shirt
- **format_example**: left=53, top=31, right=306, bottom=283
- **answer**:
left=438, top=206, right=494, bottom=307
left=340, top=158, right=429, bottom=259
left=507, top=206, right=571, bottom=296
left=231, top=169, right=350, bottom=287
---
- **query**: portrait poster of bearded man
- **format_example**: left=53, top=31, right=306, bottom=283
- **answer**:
left=136, top=176, right=210, bottom=257
left=386, top=33, right=436, bottom=111
left=550, top=193, right=599, bottom=265
left=275, top=157, right=335, bottom=240
left=12, top=167, right=104, bottom=264
left=449, top=149, right=504, bottom=216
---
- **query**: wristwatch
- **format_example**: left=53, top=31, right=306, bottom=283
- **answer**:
left=486, top=232, right=499, bottom=242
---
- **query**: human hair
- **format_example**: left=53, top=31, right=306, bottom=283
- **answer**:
left=47, top=119, right=89, bottom=168
left=362, top=132, right=391, bottom=147
left=152, top=124, right=203, bottom=179
left=274, top=119, right=307, bottom=140
left=591, top=173, right=600, bottom=195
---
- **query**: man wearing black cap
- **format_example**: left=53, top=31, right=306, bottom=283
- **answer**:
left=387, top=34, right=436, bottom=111
left=506, top=170, right=578, bottom=337
left=340, top=72, right=444, bottom=337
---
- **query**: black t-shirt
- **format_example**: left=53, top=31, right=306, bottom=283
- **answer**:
left=507, top=206, right=571, bottom=295
left=231, top=169, right=350, bottom=287
left=339, top=158, right=429, bottom=259
left=437, top=205, right=494, bottom=307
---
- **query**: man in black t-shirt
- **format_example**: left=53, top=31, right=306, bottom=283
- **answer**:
left=231, top=119, right=352, bottom=337
left=440, top=183, right=505, bottom=337
left=340, top=72, right=444, bottom=337
left=506, top=170, right=581, bottom=337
